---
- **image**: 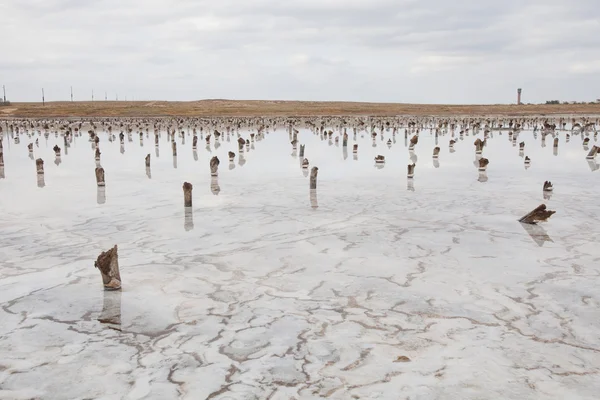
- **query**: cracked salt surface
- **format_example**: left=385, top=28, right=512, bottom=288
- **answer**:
left=0, top=118, right=599, bottom=399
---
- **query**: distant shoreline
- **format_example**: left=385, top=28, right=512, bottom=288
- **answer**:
left=2, top=100, right=600, bottom=118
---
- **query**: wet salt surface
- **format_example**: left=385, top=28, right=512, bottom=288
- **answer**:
left=0, top=122, right=599, bottom=399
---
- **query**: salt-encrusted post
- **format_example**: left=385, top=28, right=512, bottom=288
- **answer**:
left=94, top=245, right=122, bottom=290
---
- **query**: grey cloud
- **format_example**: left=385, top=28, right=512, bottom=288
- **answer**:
left=1, top=0, right=599, bottom=103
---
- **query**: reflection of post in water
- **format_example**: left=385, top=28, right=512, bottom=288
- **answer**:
left=238, top=153, right=246, bottom=167
left=210, top=177, right=221, bottom=195
left=343, top=146, right=348, bottom=160
left=97, top=186, right=106, bottom=204
left=0, top=166, right=4, bottom=179
left=173, top=155, right=177, bottom=169
left=156, top=146, right=160, bottom=158
left=520, top=222, right=553, bottom=247
left=587, top=159, right=599, bottom=172
left=98, top=288, right=122, bottom=331
left=407, top=179, right=415, bottom=191
left=310, top=189, right=318, bottom=209
left=478, top=171, right=488, bottom=182
left=184, top=207, right=194, bottom=231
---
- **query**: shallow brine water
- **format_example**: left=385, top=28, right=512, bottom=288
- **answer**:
left=0, top=119, right=599, bottom=400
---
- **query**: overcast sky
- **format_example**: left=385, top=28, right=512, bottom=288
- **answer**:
left=1, top=0, right=599, bottom=104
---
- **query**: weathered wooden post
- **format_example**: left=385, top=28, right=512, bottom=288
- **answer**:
left=228, top=151, right=235, bottom=162
left=299, top=144, right=305, bottom=158
left=28, top=143, right=33, bottom=153
left=155, top=133, right=159, bottom=147
left=519, top=204, right=556, bottom=224
left=474, top=138, right=483, bottom=154
left=53, top=145, right=61, bottom=157
left=375, top=155, right=385, bottom=164
left=543, top=181, right=553, bottom=192
left=183, top=182, right=193, bottom=207
left=478, top=158, right=489, bottom=171
left=433, top=147, right=440, bottom=158
left=210, top=156, right=220, bottom=176
left=409, top=135, right=418, bottom=150
left=310, top=166, right=318, bottom=189
left=119, top=132, right=125, bottom=145
left=524, top=156, right=531, bottom=168
left=353, top=144, right=358, bottom=154
left=302, top=158, right=309, bottom=169
left=407, top=163, right=416, bottom=178
left=238, top=137, right=246, bottom=152
left=145, top=154, right=151, bottom=167
left=36, top=158, right=44, bottom=174
left=172, top=141, right=177, bottom=156
left=586, top=145, right=599, bottom=159
left=343, top=133, right=348, bottom=147
left=192, top=135, right=198, bottom=149
left=94, top=245, right=121, bottom=290
left=95, top=167, right=105, bottom=186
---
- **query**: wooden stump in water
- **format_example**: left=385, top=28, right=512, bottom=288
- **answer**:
left=95, top=167, right=105, bottom=186
left=94, top=245, right=122, bottom=290
left=172, top=141, right=177, bottom=156
left=478, top=158, right=489, bottom=171
left=228, top=151, right=235, bottom=162
left=553, top=138, right=559, bottom=148
left=299, top=144, right=305, bottom=158
left=407, top=163, right=416, bottom=178
left=519, top=141, right=525, bottom=150
left=192, top=136, right=198, bottom=149
left=310, top=167, right=318, bottom=189
left=353, top=144, right=358, bottom=154
left=36, top=158, right=44, bottom=174
left=433, top=147, right=440, bottom=158
left=0, top=151, right=4, bottom=167
left=543, top=181, right=553, bottom=192
left=210, top=156, right=220, bottom=176
left=342, top=133, right=348, bottom=147
left=53, top=145, right=61, bottom=156
left=410, top=135, right=419, bottom=146
left=95, top=147, right=101, bottom=161
left=183, top=182, right=193, bottom=207
left=586, top=145, right=599, bottom=159
left=145, top=154, right=151, bottom=167
left=302, top=158, right=309, bottom=169
left=238, top=137, right=246, bottom=151
left=519, top=204, right=556, bottom=224
left=375, top=155, right=385, bottom=164
left=28, top=143, right=33, bottom=152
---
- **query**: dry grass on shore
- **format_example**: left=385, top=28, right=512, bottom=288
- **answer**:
left=2, top=99, right=600, bottom=118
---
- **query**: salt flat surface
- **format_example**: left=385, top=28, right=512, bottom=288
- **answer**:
left=0, top=121, right=599, bottom=399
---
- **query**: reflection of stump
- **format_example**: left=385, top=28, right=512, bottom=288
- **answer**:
left=145, top=154, right=151, bottom=167
left=94, top=245, right=122, bottom=290
left=98, top=290, right=122, bottom=329
left=519, top=204, right=556, bottom=224
left=146, top=167, right=151, bottom=179
left=183, top=182, right=193, bottom=207
left=184, top=207, right=194, bottom=231
left=478, top=171, right=488, bottom=182
left=433, top=147, right=440, bottom=158
left=210, top=156, right=220, bottom=176
left=310, top=166, right=318, bottom=189
left=407, top=163, right=416, bottom=178
left=95, top=167, right=105, bottom=186
left=299, top=144, right=305, bottom=158
left=37, top=174, right=45, bottom=188
left=228, top=151, right=235, bottom=162
left=210, top=177, right=220, bottom=195
left=302, top=158, right=309, bottom=169
left=0, top=166, right=4, bottom=179
left=478, top=158, right=489, bottom=171
left=310, top=189, right=318, bottom=209
left=36, top=158, right=44, bottom=174
left=97, top=187, right=106, bottom=204
left=353, top=144, right=358, bottom=154
left=543, top=181, right=553, bottom=192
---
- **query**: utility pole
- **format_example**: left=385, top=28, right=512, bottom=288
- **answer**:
left=116, top=94, right=118, bottom=101
left=92, top=89, right=94, bottom=102
left=2, top=85, right=6, bottom=103
left=105, top=91, right=107, bottom=101
left=42, top=88, right=45, bottom=106
left=70, top=86, right=73, bottom=102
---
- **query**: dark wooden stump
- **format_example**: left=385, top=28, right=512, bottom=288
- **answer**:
left=94, top=245, right=121, bottom=290
left=519, top=204, right=556, bottom=224
left=183, top=182, right=193, bottom=207
left=310, top=166, right=318, bottom=189
left=36, top=158, right=44, bottom=174
left=145, top=154, right=151, bottom=167
left=95, top=167, right=105, bottom=186
left=210, top=156, right=220, bottom=176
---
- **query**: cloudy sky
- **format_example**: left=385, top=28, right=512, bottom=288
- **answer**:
left=1, top=0, right=599, bottom=104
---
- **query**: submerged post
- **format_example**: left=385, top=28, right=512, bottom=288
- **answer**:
left=95, top=167, right=105, bottom=186
left=183, top=182, right=193, bottom=207
left=310, top=166, right=318, bottom=189
left=210, top=156, right=220, bottom=176
left=94, top=245, right=122, bottom=290
left=519, top=204, right=556, bottom=225
left=36, top=158, right=44, bottom=174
